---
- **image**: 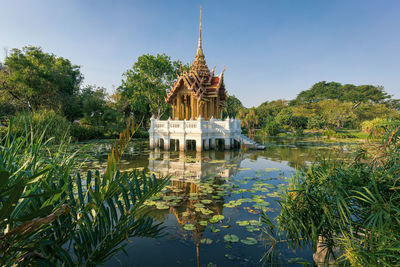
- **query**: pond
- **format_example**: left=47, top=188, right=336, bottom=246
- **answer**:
left=78, top=137, right=354, bottom=266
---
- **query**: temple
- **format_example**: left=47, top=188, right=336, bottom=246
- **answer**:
left=166, top=7, right=226, bottom=121
left=149, top=8, right=265, bottom=151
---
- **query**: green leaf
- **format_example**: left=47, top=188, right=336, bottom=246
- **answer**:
left=224, top=234, right=239, bottom=243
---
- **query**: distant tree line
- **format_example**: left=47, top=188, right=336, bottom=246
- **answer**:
left=1, top=46, right=399, bottom=141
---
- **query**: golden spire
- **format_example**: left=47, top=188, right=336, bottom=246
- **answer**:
left=197, top=6, right=203, bottom=56
left=190, top=6, right=210, bottom=78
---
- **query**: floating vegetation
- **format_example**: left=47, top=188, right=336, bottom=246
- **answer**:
left=224, top=234, right=239, bottom=243
left=240, top=237, right=258, bottom=245
left=183, top=224, right=196, bottom=231
left=199, top=220, right=208, bottom=226
left=236, top=220, right=250, bottom=226
left=201, top=238, right=213, bottom=245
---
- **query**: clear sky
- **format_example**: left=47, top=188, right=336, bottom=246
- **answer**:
left=1, top=0, right=399, bottom=107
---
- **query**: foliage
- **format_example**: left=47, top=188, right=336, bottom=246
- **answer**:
left=0, top=46, right=83, bottom=116
left=223, top=94, right=245, bottom=119
left=263, top=121, right=400, bottom=266
left=240, top=108, right=259, bottom=137
left=294, top=81, right=390, bottom=105
left=361, top=118, right=388, bottom=138
left=118, top=54, right=188, bottom=123
left=12, top=109, right=71, bottom=144
left=256, top=100, right=288, bottom=127
left=262, top=118, right=281, bottom=136
left=70, top=123, right=104, bottom=141
left=0, top=119, right=169, bottom=265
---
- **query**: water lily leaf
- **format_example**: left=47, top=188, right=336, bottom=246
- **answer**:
left=240, top=237, right=258, bottom=245
left=210, top=226, right=220, bottom=233
left=201, top=199, right=212, bottom=204
left=155, top=203, right=169, bottom=210
left=212, top=214, right=224, bottom=221
left=224, top=234, right=239, bottom=243
left=200, top=238, right=213, bottom=245
left=199, top=220, right=208, bottom=226
left=249, top=220, right=262, bottom=226
left=236, top=220, right=249, bottom=226
left=183, top=224, right=196, bottom=231
left=194, top=203, right=205, bottom=208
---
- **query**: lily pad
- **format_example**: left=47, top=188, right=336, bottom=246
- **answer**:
left=200, top=238, right=213, bottom=245
left=210, top=226, right=220, bottom=233
left=155, top=203, right=169, bottom=210
left=201, top=199, right=212, bottom=204
left=199, top=220, right=208, bottom=226
left=240, top=237, right=258, bottom=245
left=224, top=234, right=239, bottom=243
left=183, top=224, right=196, bottom=231
left=212, top=215, right=225, bottom=221
left=236, top=220, right=250, bottom=226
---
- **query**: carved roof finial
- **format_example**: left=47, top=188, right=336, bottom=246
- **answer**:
left=197, top=6, right=203, bottom=56
left=190, top=6, right=210, bottom=78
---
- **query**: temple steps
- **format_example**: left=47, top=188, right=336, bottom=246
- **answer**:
left=234, top=134, right=265, bottom=150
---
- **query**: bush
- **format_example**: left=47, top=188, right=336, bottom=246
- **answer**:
left=132, top=127, right=149, bottom=138
left=361, top=118, right=388, bottom=138
left=12, top=109, right=71, bottom=143
left=323, top=129, right=335, bottom=139
left=333, top=132, right=357, bottom=139
left=262, top=119, right=281, bottom=136
left=70, top=124, right=104, bottom=141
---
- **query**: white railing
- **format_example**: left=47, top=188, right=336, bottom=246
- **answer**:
left=149, top=116, right=241, bottom=135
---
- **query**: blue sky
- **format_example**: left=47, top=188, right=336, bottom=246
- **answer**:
left=1, top=0, right=399, bottom=107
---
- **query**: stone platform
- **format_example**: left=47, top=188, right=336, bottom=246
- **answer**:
left=149, top=116, right=265, bottom=151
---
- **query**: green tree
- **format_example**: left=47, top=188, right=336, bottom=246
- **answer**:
left=295, top=81, right=390, bottom=105
left=119, top=54, right=187, bottom=125
left=255, top=100, right=288, bottom=127
left=0, top=46, right=83, bottom=117
left=240, top=108, right=259, bottom=137
left=80, top=85, right=108, bottom=126
left=223, top=94, right=245, bottom=118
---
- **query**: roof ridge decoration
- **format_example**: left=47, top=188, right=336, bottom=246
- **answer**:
left=189, top=6, right=210, bottom=78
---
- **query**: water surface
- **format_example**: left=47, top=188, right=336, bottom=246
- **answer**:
left=80, top=137, right=353, bottom=266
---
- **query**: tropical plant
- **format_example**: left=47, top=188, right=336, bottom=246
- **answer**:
left=262, top=121, right=400, bottom=266
left=12, top=109, right=71, bottom=144
left=0, top=118, right=169, bottom=265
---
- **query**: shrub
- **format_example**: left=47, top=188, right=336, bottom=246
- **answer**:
left=132, top=127, right=149, bottom=138
left=12, top=109, right=71, bottom=143
left=70, top=124, right=104, bottom=141
left=262, top=119, right=281, bottom=136
left=333, top=132, right=357, bottom=139
left=323, top=129, right=335, bottom=139
left=361, top=118, right=388, bottom=138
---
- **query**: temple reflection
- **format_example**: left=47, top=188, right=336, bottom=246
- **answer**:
left=148, top=150, right=244, bottom=182
left=147, top=150, right=245, bottom=267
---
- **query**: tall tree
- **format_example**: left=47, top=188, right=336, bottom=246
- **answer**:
left=295, top=81, right=390, bottom=105
left=0, top=46, right=83, bottom=115
left=223, top=94, right=245, bottom=119
left=118, top=54, right=188, bottom=124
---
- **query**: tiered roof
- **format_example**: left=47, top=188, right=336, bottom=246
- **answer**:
left=166, top=7, right=226, bottom=104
